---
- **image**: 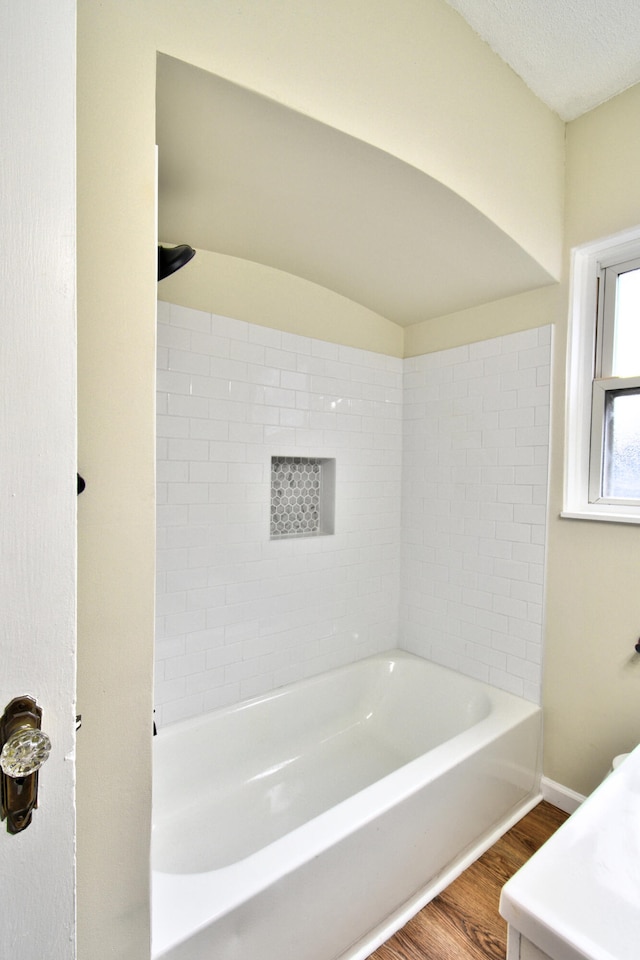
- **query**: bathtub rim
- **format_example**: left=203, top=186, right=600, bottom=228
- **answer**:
left=153, top=718, right=541, bottom=938
left=152, top=650, right=540, bottom=878
left=152, top=648, right=502, bottom=743
left=153, top=692, right=539, bottom=869
left=152, top=649, right=542, bottom=957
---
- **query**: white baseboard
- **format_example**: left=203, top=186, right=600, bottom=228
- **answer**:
left=541, top=776, right=585, bottom=814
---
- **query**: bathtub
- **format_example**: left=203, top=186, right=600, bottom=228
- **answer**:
left=152, top=650, right=541, bottom=960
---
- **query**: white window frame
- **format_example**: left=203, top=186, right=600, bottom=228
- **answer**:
left=563, top=226, right=640, bottom=524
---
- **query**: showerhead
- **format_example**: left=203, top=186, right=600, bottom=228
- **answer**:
left=158, top=244, right=196, bottom=281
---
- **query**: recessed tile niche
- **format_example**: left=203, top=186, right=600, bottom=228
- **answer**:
left=270, top=456, right=336, bottom=539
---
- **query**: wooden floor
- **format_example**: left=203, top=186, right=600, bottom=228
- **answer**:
left=368, top=801, right=568, bottom=960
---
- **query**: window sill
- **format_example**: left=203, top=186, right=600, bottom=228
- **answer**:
left=560, top=508, right=640, bottom=525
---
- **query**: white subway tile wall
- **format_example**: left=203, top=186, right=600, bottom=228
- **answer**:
left=156, top=304, right=552, bottom=724
left=156, top=302, right=403, bottom=725
left=400, top=327, right=552, bottom=702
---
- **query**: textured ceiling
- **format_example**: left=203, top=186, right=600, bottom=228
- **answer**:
left=443, top=0, right=640, bottom=120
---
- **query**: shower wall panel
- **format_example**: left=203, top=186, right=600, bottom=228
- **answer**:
left=155, top=302, right=402, bottom=725
left=156, top=304, right=551, bottom=724
left=400, top=326, right=552, bottom=704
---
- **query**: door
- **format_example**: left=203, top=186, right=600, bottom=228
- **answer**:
left=0, top=2, right=77, bottom=957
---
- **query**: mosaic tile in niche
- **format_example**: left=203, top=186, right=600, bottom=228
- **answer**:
left=270, top=457, right=334, bottom=538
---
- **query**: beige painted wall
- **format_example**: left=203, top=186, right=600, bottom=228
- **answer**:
left=159, top=247, right=404, bottom=356
left=153, top=0, right=563, bottom=275
left=76, top=7, right=157, bottom=958
left=407, top=84, right=640, bottom=796
left=162, top=89, right=640, bottom=798
left=404, top=283, right=563, bottom=356
left=77, top=2, right=564, bottom=957
left=543, top=84, right=640, bottom=795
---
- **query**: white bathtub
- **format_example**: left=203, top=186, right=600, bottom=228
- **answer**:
left=152, top=649, right=541, bottom=960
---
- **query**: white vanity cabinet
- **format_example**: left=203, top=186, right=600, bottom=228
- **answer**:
left=500, top=746, right=640, bottom=960
left=507, top=929, right=560, bottom=960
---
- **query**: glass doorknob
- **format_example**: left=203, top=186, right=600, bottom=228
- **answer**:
left=0, top=726, right=51, bottom=778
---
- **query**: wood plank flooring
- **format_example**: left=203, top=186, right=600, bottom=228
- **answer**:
left=368, top=801, right=569, bottom=960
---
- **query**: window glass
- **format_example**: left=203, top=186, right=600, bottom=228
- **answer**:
left=602, top=387, right=640, bottom=499
left=612, top=267, right=640, bottom=377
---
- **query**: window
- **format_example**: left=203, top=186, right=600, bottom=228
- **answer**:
left=564, top=228, right=640, bottom=523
